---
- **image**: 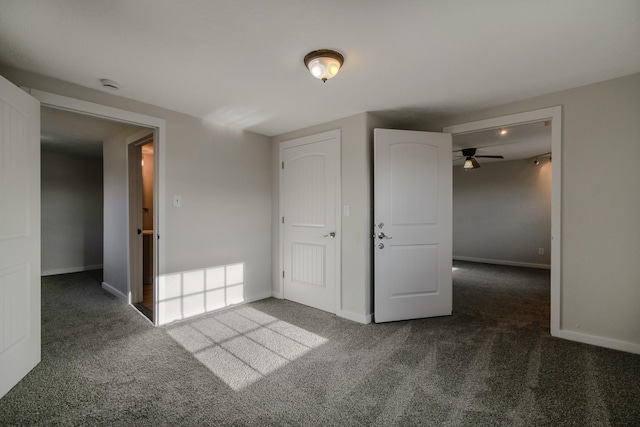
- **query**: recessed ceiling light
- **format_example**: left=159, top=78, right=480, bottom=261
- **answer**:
left=500, top=128, right=508, bottom=135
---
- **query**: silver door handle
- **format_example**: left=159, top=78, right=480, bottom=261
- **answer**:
left=378, top=232, right=392, bottom=240
left=323, top=232, right=336, bottom=238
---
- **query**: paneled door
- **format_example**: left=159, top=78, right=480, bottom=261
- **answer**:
left=281, top=130, right=340, bottom=313
left=374, top=129, right=452, bottom=323
left=0, top=75, right=41, bottom=398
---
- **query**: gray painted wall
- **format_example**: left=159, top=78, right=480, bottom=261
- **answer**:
left=271, top=113, right=370, bottom=322
left=2, top=66, right=272, bottom=325
left=424, top=72, right=640, bottom=350
left=5, top=64, right=639, bottom=351
left=41, top=149, right=103, bottom=275
left=270, top=112, right=400, bottom=323
left=453, top=158, right=551, bottom=267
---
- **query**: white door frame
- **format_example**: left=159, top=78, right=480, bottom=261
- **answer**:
left=26, top=89, right=166, bottom=326
left=127, top=130, right=154, bottom=307
left=278, top=129, right=342, bottom=313
left=443, top=106, right=562, bottom=336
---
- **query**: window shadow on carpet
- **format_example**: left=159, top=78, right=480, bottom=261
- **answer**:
left=166, top=306, right=328, bottom=390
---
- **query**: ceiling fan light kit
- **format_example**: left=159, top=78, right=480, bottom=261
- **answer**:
left=457, top=147, right=504, bottom=170
left=304, top=49, right=344, bottom=82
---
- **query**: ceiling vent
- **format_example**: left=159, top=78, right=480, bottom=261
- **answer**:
left=100, top=78, right=120, bottom=90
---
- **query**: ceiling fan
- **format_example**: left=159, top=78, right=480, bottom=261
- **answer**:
left=454, top=148, right=504, bottom=169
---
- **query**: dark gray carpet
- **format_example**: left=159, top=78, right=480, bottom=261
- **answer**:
left=1, top=262, right=639, bottom=426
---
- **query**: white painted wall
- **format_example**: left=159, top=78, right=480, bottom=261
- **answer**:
left=41, top=149, right=103, bottom=275
left=103, top=127, right=139, bottom=298
left=424, top=73, right=640, bottom=352
left=453, top=158, right=551, bottom=268
left=1, top=66, right=273, bottom=324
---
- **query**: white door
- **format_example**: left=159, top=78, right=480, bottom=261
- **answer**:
left=0, top=75, right=41, bottom=398
left=281, top=130, right=340, bottom=313
left=374, top=128, right=452, bottom=323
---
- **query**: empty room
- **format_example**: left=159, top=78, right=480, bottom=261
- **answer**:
left=0, top=1, right=639, bottom=425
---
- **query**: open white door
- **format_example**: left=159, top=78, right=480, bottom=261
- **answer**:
left=374, top=129, right=452, bottom=323
left=0, top=75, right=41, bottom=398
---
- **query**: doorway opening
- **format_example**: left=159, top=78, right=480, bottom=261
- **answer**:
left=29, top=88, right=166, bottom=326
left=40, top=107, right=118, bottom=281
left=130, top=134, right=155, bottom=321
left=443, top=106, right=562, bottom=335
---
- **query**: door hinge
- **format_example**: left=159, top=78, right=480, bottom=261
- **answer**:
left=282, top=270, right=285, bottom=278
left=281, top=161, right=284, bottom=170
left=282, top=216, right=284, bottom=224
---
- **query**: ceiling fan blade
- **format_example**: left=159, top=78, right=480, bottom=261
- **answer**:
left=475, top=155, right=504, bottom=159
left=453, top=156, right=465, bottom=160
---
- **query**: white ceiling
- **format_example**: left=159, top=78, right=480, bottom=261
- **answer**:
left=40, top=107, right=132, bottom=157
left=452, top=121, right=551, bottom=166
left=1, top=1, right=639, bottom=138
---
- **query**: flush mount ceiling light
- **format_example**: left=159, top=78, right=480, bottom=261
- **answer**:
left=304, top=49, right=344, bottom=82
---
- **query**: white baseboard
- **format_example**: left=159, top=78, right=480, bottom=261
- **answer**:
left=554, top=329, right=640, bottom=355
left=453, top=256, right=550, bottom=270
left=271, top=290, right=283, bottom=299
left=338, top=310, right=372, bottom=324
left=101, top=281, right=128, bottom=302
left=157, top=291, right=274, bottom=326
left=245, top=291, right=273, bottom=303
left=42, top=264, right=103, bottom=277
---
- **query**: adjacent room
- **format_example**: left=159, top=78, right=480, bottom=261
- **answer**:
left=451, top=121, right=553, bottom=326
left=0, top=1, right=639, bottom=425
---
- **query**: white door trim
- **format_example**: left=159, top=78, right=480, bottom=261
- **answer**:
left=26, top=89, right=166, bottom=326
left=126, top=130, right=154, bottom=309
left=278, top=129, right=342, bottom=314
left=443, top=106, right=562, bottom=337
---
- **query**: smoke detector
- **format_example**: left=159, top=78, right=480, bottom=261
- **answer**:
left=100, top=79, right=120, bottom=91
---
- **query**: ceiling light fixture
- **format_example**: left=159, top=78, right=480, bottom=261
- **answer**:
left=463, top=157, right=479, bottom=170
left=533, top=152, right=552, bottom=165
left=304, top=49, right=344, bottom=82
left=500, top=128, right=508, bottom=135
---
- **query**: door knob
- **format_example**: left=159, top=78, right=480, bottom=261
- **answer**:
left=323, top=232, right=336, bottom=238
left=137, top=229, right=142, bottom=235
left=378, top=243, right=384, bottom=249
left=378, top=232, right=392, bottom=240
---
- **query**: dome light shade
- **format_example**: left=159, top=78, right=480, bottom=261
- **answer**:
left=304, top=49, right=344, bottom=82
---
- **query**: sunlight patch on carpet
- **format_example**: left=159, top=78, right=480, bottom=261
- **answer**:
left=158, top=263, right=245, bottom=325
left=166, top=306, right=327, bottom=390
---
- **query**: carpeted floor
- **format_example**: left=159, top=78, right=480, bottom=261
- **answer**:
left=1, top=262, right=639, bottom=426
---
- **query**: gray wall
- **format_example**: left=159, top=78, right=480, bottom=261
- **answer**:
left=453, top=158, right=551, bottom=267
left=41, top=148, right=103, bottom=275
left=2, top=66, right=273, bottom=325
left=424, top=72, right=640, bottom=350
left=271, top=113, right=370, bottom=322
left=270, top=112, right=398, bottom=323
